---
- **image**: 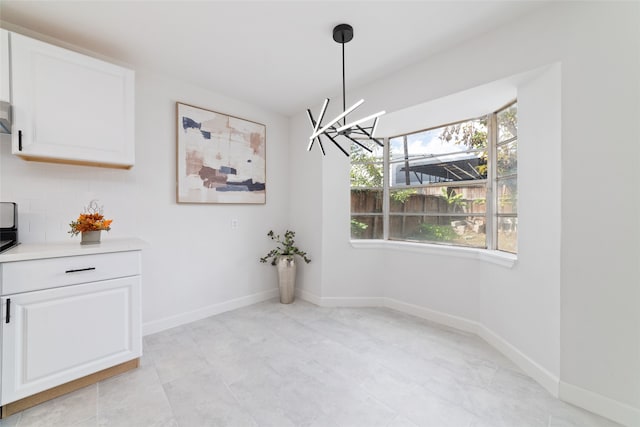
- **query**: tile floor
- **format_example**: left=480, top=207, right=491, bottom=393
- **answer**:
left=0, top=299, right=621, bottom=427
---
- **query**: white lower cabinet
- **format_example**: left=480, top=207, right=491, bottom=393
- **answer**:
left=0, top=241, right=145, bottom=410
left=1, top=277, right=141, bottom=404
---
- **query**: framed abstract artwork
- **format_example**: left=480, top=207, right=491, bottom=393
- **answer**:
left=176, top=103, right=266, bottom=204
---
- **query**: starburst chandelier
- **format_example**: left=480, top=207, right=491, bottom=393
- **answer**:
left=306, top=24, right=385, bottom=156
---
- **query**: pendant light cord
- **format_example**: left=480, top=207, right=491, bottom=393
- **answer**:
left=342, top=41, right=346, bottom=126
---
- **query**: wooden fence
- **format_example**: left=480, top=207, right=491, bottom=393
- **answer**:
left=351, top=187, right=488, bottom=240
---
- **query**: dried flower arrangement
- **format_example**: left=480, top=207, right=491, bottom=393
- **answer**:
left=69, top=200, right=112, bottom=236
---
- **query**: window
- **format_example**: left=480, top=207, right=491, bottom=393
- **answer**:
left=350, top=101, right=518, bottom=254
left=350, top=143, right=384, bottom=239
left=494, top=105, right=518, bottom=252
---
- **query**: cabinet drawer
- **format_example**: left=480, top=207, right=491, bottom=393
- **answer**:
left=0, top=251, right=140, bottom=295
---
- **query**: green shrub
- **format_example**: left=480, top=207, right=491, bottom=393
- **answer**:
left=416, top=223, right=456, bottom=241
left=351, top=219, right=369, bottom=237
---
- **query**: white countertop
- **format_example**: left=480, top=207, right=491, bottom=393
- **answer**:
left=0, top=237, right=148, bottom=263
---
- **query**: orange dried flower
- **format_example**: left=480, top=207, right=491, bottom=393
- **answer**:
left=69, top=212, right=113, bottom=236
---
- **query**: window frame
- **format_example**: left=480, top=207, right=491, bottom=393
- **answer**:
left=494, top=103, right=518, bottom=253
left=350, top=100, right=518, bottom=258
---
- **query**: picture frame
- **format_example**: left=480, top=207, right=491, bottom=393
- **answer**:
left=176, top=102, right=266, bottom=204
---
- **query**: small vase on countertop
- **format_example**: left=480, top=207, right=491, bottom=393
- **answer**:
left=69, top=200, right=113, bottom=244
left=81, top=230, right=101, bottom=245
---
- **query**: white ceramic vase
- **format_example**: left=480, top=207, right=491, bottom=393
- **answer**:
left=276, top=255, right=296, bottom=304
left=81, top=230, right=101, bottom=245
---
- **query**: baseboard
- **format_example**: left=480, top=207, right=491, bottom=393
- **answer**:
left=477, top=325, right=559, bottom=396
left=559, top=381, right=640, bottom=427
left=318, top=296, right=386, bottom=307
left=295, top=288, right=323, bottom=305
left=295, top=294, right=479, bottom=333
left=295, top=289, right=385, bottom=307
left=142, top=288, right=279, bottom=335
left=384, top=298, right=481, bottom=335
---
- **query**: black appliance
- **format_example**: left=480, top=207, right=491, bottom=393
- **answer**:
left=0, top=202, right=18, bottom=253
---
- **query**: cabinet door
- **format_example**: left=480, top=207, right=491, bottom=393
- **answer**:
left=10, top=32, right=135, bottom=168
left=1, top=29, right=9, bottom=103
left=1, top=276, right=141, bottom=405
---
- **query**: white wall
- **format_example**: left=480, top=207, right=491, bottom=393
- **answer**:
left=0, top=64, right=291, bottom=333
left=289, top=2, right=639, bottom=425
left=288, top=109, right=324, bottom=299
left=480, top=63, right=562, bottom=387
left=134, top=72, right=290, bottom=331
left=556, top=3, right=640, bottom=416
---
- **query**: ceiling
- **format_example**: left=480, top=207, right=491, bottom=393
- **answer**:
left=0, top=1, right=547, bottom=117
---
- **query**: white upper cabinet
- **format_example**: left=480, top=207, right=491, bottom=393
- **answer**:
left=10, top=32, right=135, bottom=168
left=1, top=29, right=11, bottom=135
left=1, top=29, right=10, bottom=104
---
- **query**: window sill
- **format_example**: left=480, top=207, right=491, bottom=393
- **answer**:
left=349, top=239, right=517, bottom=268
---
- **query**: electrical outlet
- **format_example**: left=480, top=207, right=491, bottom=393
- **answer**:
left=231, top=219, right=239, bottom=229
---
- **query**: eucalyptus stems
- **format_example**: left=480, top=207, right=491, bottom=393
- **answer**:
left=260, top=230, right=311, bottom=265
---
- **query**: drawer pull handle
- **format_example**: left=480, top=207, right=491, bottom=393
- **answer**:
left=65, top=267, right=96, bottom=274
left=6, top=298, right=10, bottom=324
